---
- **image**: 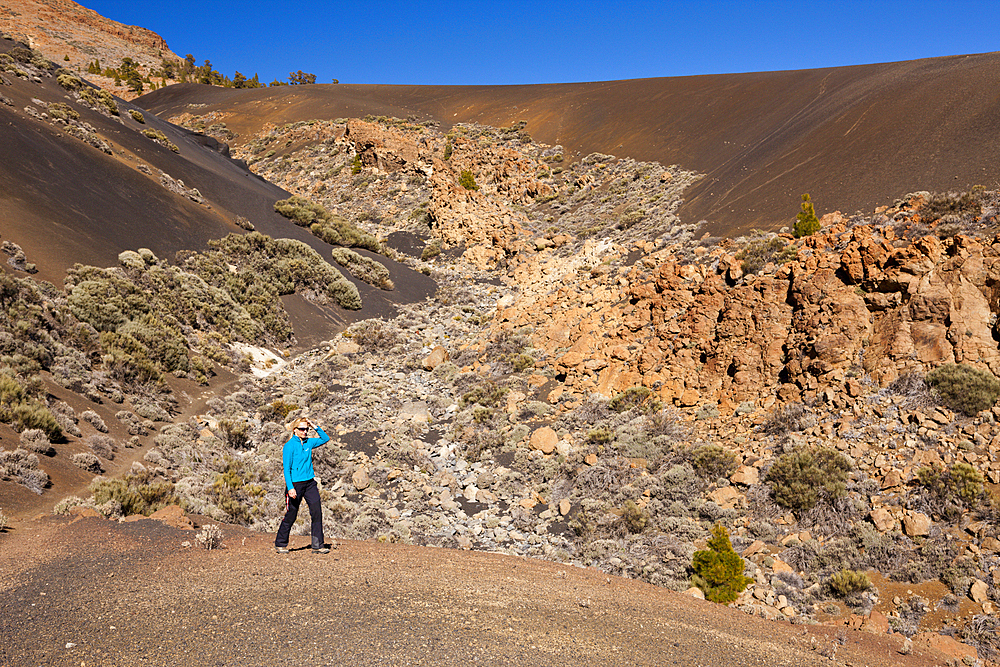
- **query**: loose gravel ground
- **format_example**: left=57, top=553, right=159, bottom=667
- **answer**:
left=0, top=513, right=942, bottom=667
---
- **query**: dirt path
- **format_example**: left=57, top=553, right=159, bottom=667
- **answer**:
left=0, top=513, right=943, bottom=667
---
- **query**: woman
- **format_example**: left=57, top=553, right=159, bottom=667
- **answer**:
left=275, top=417, right=330, bottom=554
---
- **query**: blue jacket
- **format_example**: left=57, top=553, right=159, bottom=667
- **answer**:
left=282, top=427, right=330, bottom=491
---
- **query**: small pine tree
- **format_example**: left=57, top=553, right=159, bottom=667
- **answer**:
left=794, top=193, right=821, bottom=238
left=691, top=524, right=752, bottom=604
left=459, top=169, right=479, bottom=191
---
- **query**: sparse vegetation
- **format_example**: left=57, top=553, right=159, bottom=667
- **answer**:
left=765, top=447, right=851, bottom=512
left=735, top=235, right=796, bottom=274
left=826, top=568, right=872, bottom=597
left=926, top=363, right=1000, bottom=416
left=142, top=129, right=179, bottom=153
left=196, top=523, right=224, bottom=549
left=331, top=247, right=393, bottom=290
left=274, top=196, right=380, bottom=252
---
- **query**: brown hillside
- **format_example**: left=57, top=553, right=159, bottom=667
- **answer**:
left=0, top=34, right=432, bottom=318
left=139, top=52, right=1000, bottom=235
left=0, top=0, right=178, bottom=81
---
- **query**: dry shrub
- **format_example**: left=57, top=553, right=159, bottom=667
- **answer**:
left=962, top=615, right=1000, bottom=662
left=688, top=444, right=737, bottom=480
left=826, top=568, right=872, bottom=597
left=926, top=363, right=1000, bottom=416
left=765, top=447, right=852, bottom=513
left=86, top=434, right=117, bottom=460
left=72, top=452, right=102, bottom=473
left=81, top=410, right=108, bottom=433
left=763, top=402, right=815, bottom=437
left=346, top=319, right=403, bottom=352
left=196, top=523, right=224, bottom=550
left=0, top=447, right=49, bottom=494
left=19, top=428, right=52, bottom=455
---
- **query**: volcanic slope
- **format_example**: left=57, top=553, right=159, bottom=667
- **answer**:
left=0, top=34, right=431, bottom=314
left=138, top=51, right=1000, bottom=235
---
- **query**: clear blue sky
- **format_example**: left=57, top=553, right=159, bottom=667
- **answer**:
left=79, top=0, right=999, bottom=86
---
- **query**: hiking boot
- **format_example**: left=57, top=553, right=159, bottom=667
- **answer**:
left=275, top=546, right=289, bottom=554
left=312, top=546, right=330, bottom=554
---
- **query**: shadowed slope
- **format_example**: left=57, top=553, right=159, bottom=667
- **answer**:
left=140, top=52, right=1000, bottom=235
left=0, top=35, right=432, bottom=319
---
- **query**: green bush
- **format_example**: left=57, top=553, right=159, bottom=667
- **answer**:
left=926, top=363, right=1000, bottom=416
left=78, top=87, right=119, bottom=116
left=826, top=568, right=872, bottom=597
left=620, top=500, right=648, bottom=534
left=587, top=427, right=615, bottom=445
left=0, top=373, right=62, bottom=441
left=331, top=247, right=393, bottom=290
left=90, top=471, right=176, bottom=516
left=274, top=196, right=380, bottom=253
left=47, top=102, right=80, bottom=122
left=129, top=109, right=145, bottom=123
left=793, top=193, right=820, bottom=238
left=689, top=444, right=737, bottom=480
left=459, top=170, right=479, bottom=191
left=691, top=524, right=752, bottom=604
left=461, top=380, right=508, bottom=408
left=917, top=462, right=985, bottom=509
left=735, top=236, right=797, bottom=274
left=508, top=352, right=535, bottom=373
left=208, top=458, right=266, bottom=524
left=260, top=400, right=298, bottom=423
left=765, top=446, right=851, bottom=512
left=421, top=240, right=442, bottom=261
left=142, top=129, right=179, bottom=153
left=57, top=72, right=84, bottom=90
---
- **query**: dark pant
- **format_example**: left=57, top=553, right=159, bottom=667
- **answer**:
left=275, top=478, right=324, bottom=549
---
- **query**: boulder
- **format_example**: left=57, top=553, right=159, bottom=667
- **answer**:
left=869, top=507, right=898, bottom=533
left=422, top=346, right=449, bottom=371
left=913, top=632, right=978, bottom=663
left=149, top=504, right=194, bottom=530
left=970, top=579, right=989, bottom=603
left=684, top=587, right=705, bottom=600
left=730, top=465, right=759, bottom=486
left=902, top=512, right=931, bottom=537
left=352, top=468, right=370, bottom=491
left=707, top=486, right=742, bottom=509
left=529, top=426, right=558, bottom=454
left=68, top=505, right=101, bottom=519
